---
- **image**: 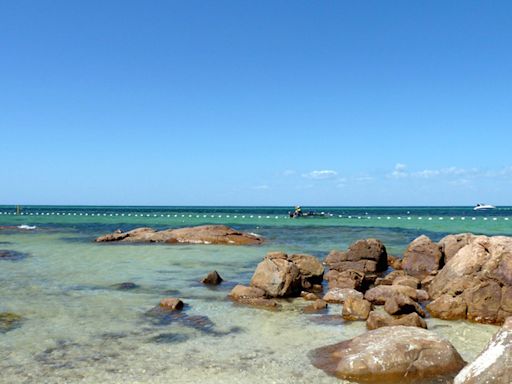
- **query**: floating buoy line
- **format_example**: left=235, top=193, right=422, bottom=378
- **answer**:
left=0, top=210, right=509, bottom=223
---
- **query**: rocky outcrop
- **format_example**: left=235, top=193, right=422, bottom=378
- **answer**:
left=367, top=311, right=427, bottom=330
left=342, top=296, right=372, bottom=321
left=310, top=326, right=464, bottom=383
left=454, top=317, right=512, bottom=384
left=427, top=294, right=467, bottom=320
left=95, top=225, right=263, bottom=245
left=428, top=235, right=512, bottom=324
left=402, top=235, right=443, bottom=279
left=201, top=271, right=223, bottom=285
left=249, top=252, right=323, bottom=297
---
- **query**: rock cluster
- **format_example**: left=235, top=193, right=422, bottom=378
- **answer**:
left=96, top=225, right=263, bottom=245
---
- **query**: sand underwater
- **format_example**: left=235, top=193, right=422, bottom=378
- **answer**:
left=1, top=206, right=510, bottom=384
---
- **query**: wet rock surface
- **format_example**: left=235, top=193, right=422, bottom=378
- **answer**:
left=201, top=270, right=223, bottom=285
left=310, top=326, right=465, bottom=384
left=96, top=225, right=264, bottom=245
left=0, top=312, right=24, bottom=333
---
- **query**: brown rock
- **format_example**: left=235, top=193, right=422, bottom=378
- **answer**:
left=96, top=225, right=263, bottom=245
left=310, top=326, right=464, bottom=383
left=367, top=311, right=428, bottom=330
left=323, top=288, right=363, bottom=303
left=301, top=291, right=320, bottom=301
left=384, top=292, right=426, bottom=317
left=375, top=270, right=406, bottom=286
left=364, top=285, right=428, bottom=305
left=250, top=253, right=301, bottom=297
left=229, top=284, right=266, bottom=300
left=454, top=317, right=512, bottom=384
left=427, top=294, right=467, bottom=320
left=439, top=233, right=474, bottom=264
left=325, top=239, right=388, bottom=273
left=392, top=275, right=420, bottom=289
left=325, top=269, right=364, bottom=290
left=387, top=255, right=402, bottom=270
left=402, top=235, right=443, bottom=279
left=303, top=299, right=328, bottom=313
left=428, top=235, right=512, bottom=324
left=342, top=296, right=372, bottom=321
left=201, top=270, right=223, bottom=285
left=159, top=298, right=184, bottom=310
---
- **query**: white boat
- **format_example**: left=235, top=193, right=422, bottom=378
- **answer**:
left=473, top=203, right=496, bottom=211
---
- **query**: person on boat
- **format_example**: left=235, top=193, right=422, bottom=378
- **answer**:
left=292, top=206, right=303, bottom=218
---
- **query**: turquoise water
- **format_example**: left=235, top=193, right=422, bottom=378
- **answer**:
left=0, top=206, right=507, bottom=383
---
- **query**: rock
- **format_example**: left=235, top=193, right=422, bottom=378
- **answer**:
left=310, top=284, right=323, bottom=293
left=111, top=282, right=139, bottom=290
left=310, top=326, right=464, bottom=383
left=428, top=235, right=512, bottom=324
left=325, top=239, right=388, bottom=273
left=201, top=271, right=223, bottom=285
left=367, top=311, right=428, bottom=330
left=0, top=250, right=28, bottom=261
left=323, top=288, right=363, bottom=303
left=402, top=235, right=443, bottom=279
left=235, top=297, right=281, bottom=309
left=303, top=299, right=328, bottom=313
left=375, top=270, right=406, bottom=286
left=250, top=252, right=301, bottom=297
left=384, top=292, right=426, bottom=317
left=159, top=298, right=184, bottom=310
left=364, top=285, right=428, bottom=305
left=454, top=317, right=512, bottom=384
left=96, top=225, right=264, bottom=245
left=420, top=275, right=436, bottom=290
left=427, top=294, right=467, bottom=320
left=324, top=269, right=364, bottom=290
left=289, top=254, right=324, bottom=287
left=342, top=296, right=372, bottom=321
left=229, top=285, right=266, bottom=300
left=0, top=312, right=23, bottom=333
left=439, top=233, right=474, bottom=264
left=301, top=291, right=320, bottom=301
left=392, top=275, right=420, bottom=289
left=388, top=255, right=402, bottom=270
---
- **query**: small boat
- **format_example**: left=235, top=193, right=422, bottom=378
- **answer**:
left=473, top=203, right=496, bottom=211
left=289, top=206, right=327, bottom=218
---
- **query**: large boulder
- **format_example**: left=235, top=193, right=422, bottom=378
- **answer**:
left=439, top=233, right=475, bottom=264
left=454, top=317, right=512, bottom=384
left=428, top=235, right=512, bottom=324
left=367, top=311, right=427, bottom=330
left=250, top=252, right=301, bottom=297
left=402, top=235, right=443, bottom=279
left=426, top=294, right=467, bottom=320
left=324, top=269, right=364, bottom=290
left=288, top=253, right=324, bottom=288
left=325, top=239, right=388, bottom=273
left=384, top=292, right=426, bottom=317
left=96, top=225, right=264, bottom=245
left=310, top=326, right=464, bottom=383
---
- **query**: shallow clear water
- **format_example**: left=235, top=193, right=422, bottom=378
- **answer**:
left=0, top=206, right=507, bottom=383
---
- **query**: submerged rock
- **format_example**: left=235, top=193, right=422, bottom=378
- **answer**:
left=159, top=298, right=184, bottom=310
left=0, top=312, right=23, bottom=333
left=310, top=326, right=465, bottom=383
left=111, top=282, right=139, bottom=290
left=303, top=299, right=328, bottom=313
left=95, top=225, right=263, bottom=245
left=201, top=270, right=223, bottom=285
left=0, top=250, right=28, bottom=261
left=454, top=317, right=512, bottom=384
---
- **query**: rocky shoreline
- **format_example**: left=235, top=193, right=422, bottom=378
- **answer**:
left=222, top=232, right=512, bottom=383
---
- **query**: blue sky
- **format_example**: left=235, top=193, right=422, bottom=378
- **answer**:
left=1, top=1, right=511, bottom=206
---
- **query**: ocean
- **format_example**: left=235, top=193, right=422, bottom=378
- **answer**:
left=0, top=206, right=509, bottom=383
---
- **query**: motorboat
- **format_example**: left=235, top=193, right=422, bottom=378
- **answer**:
left=289, top=206, right=328, bottom=218
left=473, top=203, right=496, bottom=211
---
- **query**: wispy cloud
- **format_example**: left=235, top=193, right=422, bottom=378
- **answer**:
left=302, top=170, right=338, bottom=179
left=390, top=163, right=408, bottom=178
left=252, top=185, right=270, bottom=190
left=282, top=170, right=296, bottom=176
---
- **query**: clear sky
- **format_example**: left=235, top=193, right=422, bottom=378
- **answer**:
left=1, top=1, right=511, bottom=206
